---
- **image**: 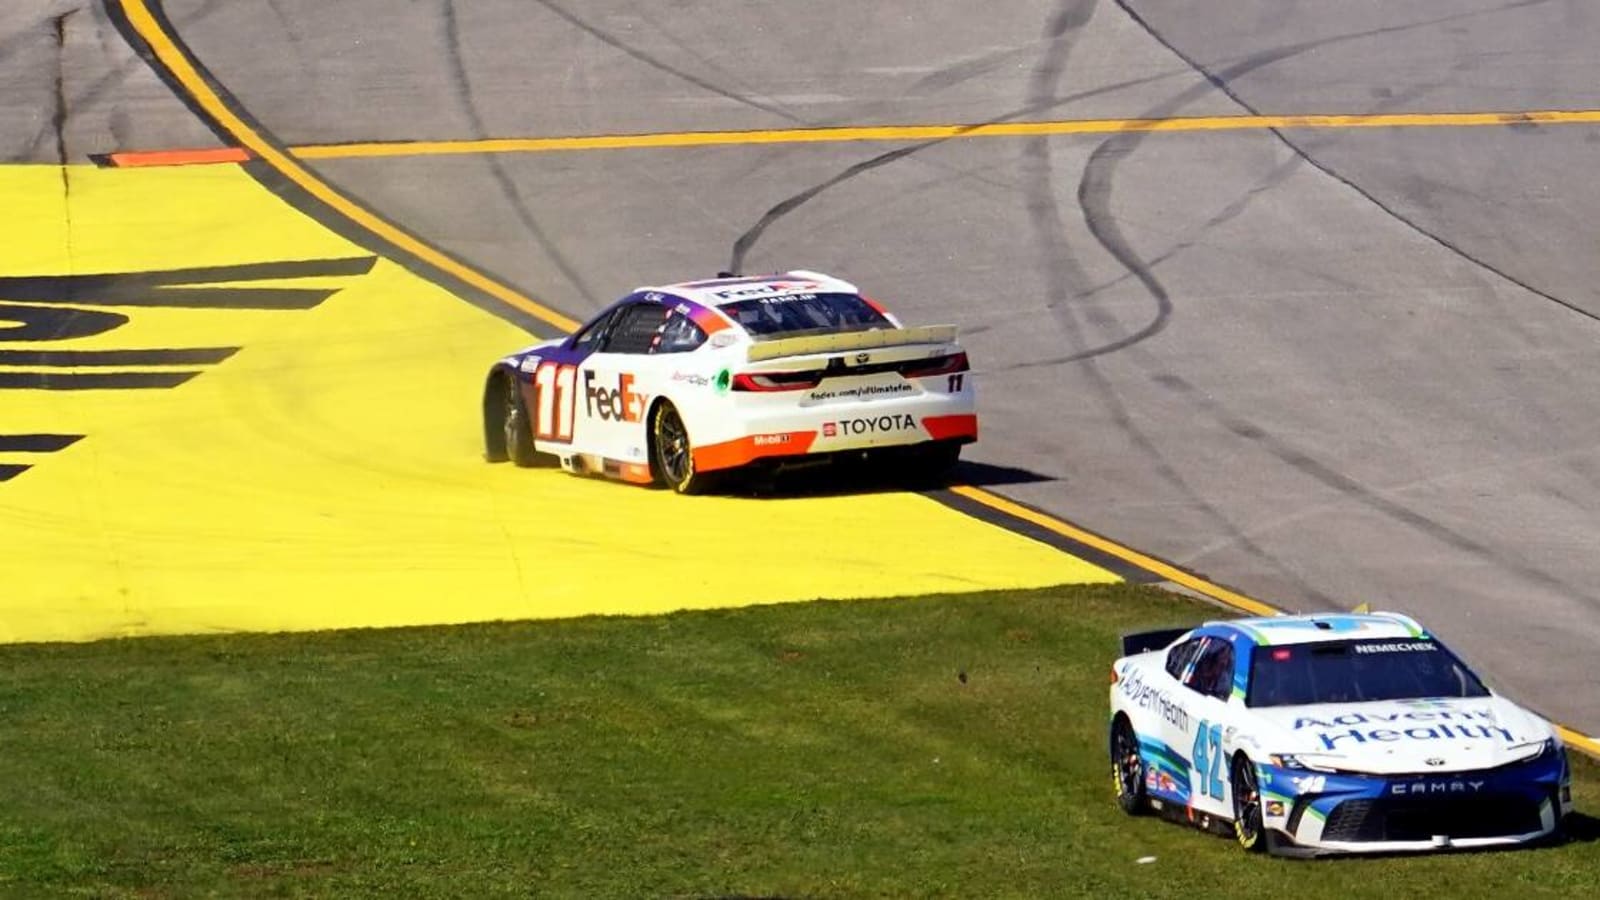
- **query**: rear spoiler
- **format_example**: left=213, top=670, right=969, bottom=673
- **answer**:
left=1121, top=627, right=1190, bottom=657
left=746, top=325, right=958, bottom=362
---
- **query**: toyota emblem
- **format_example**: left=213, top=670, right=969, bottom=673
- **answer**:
left=1425, top=757, right=1446, bottom=767
left=855, top=352, right=871, bottom=364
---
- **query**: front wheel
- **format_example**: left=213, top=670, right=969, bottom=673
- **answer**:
left=651, top=402, right=717, bottom=494
left=501, top=375, right=544, bottom=467
left=1231, top=755, right=1267, bottom=852
left=1110, top=716, right=1149, bottom=816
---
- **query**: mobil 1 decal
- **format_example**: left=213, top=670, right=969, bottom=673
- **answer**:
left=0, top=256, right=374, bottom=482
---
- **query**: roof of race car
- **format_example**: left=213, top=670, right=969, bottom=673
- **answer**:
left=1204, top=612, right=1430, bottom=646
left=642, top=270, right=861, bottom=308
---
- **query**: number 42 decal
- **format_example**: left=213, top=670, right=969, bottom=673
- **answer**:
left=1192, top=720, right=1225, bottom=799
left=532, top=362, right=577, bottom=442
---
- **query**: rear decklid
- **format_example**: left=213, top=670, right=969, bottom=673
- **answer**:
left=732, top=326, right=967, bottom=402
left=745, top=325, right=958, bottom=362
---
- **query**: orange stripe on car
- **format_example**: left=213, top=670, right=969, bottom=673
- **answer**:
left=693, top=431, right=817, bottom=472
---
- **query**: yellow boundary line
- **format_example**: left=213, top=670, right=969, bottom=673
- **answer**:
left=122, top=0, right=1600, bottom=759
left=950, top=485, right=1281, bottom=616
left=109, top=107, right=1600, bottom=167
left=120, top=0, right=580, bottom=333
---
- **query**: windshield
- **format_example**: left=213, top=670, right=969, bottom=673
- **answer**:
left=719, top=292, right=892, bottom=337
left=1246, top=638, right=1490, bottom=708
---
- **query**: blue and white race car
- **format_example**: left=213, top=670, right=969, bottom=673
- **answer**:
left=1109, top=612, right=1572, bottom=856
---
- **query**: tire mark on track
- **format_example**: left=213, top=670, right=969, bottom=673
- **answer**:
left=441, top=0, right=600, bottom=307
left=1014, top=0, right=1344, bottom=609
left=1111, top=0, right=1600, bottom=328
left=723, top=66, right=1189, bottom=274
left=1046, top=0, right=1597, bottom=606
left=1151, top=373, right=1598, bottom=606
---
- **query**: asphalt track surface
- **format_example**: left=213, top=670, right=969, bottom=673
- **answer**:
left=5, top=1, right=1600, bottom=740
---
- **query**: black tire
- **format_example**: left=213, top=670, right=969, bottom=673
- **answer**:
left=1231, top=755, right=1267, bottom=852
left=651, top=402, right=716, bottom=494
left=1110, top=716, right=1149, bottom=816
left=501, top=374, right=541, bottom=468
left=911, top=440, right=962, bottom=484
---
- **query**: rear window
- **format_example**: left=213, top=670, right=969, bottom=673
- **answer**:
left=1246, top=638, right=1490, bottom=708
left=719, top=292, right=891, bottom=337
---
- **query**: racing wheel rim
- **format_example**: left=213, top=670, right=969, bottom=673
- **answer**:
left=1231, top=757, right=1263, bottom=849
left=1110, top=717, right=1147, bottom=815
left=655, top=404, right=692, bottom=487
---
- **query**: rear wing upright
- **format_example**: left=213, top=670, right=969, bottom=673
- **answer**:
left=1121, top=627, right=1190, bottom=657
left=746, top=325, right=958, bottom=362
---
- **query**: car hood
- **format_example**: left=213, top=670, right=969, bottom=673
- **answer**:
left=1247, top=696, right=1554, bottom=774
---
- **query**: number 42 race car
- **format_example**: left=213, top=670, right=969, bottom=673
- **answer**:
left=1109, top=612, right=1572, bottom=856
left=482, top=271, right=977, bottom=493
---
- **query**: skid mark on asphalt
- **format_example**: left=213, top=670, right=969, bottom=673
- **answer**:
left=0, top=163, right=1116, bottom=644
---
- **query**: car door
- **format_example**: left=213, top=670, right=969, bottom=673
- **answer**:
left=575, top=301, right=669, bottom=466
left=1150, top=636, right=1206, bottom=808
left=1179, top=636, right=1238, bottom=821
left=525, top=305, right=622, bottom=459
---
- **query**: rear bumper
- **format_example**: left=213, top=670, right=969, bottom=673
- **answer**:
left=692, top=404, right=977, bottom=473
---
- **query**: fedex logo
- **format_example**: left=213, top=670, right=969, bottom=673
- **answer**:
left=712, top=281, right=821, bottom=299
left=584, top=371, right=644, bottom=422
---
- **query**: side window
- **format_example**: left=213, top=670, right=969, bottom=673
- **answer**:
left=602, top=304, right=669, bottom=354
left=1164, top=638, right=1204, bottom=682
left=571, top=308, right=621, bottom=353
left=654, top=311, right=707, bottom=354
left=1184, top=638, right=1236, bottom=701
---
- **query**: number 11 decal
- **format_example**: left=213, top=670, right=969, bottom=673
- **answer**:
left=533, top=362, right=577, bottom=442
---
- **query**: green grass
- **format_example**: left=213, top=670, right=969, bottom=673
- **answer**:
left=0, top=584, right=1593, bottom=898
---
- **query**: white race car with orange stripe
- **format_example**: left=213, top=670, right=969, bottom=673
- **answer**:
left=482, top=271, right=977, bottom=493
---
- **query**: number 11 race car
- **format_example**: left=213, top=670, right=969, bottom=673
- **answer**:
left=482, top=271, right=977, bottom=492
left=1109, top=612, right=1572, bottom=856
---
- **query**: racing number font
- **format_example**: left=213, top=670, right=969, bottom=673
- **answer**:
left=533, top=362, right=577, bottom=442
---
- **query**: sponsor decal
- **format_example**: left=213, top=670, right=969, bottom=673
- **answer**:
left=1117, top=668, right=1192, bottom=733
left=1389, top=780, right=1485, bottom=796
left=752, top=433, right=792, bottom=446
left=714, top=368, right=732, bottom=392
left=710, top=332, right=739, bottom=348
left=671, top=371, right=710, bottom=387
left=1292, top=709, right=1513, bottom=751
left=1354, top=642, right=1436, bottom=654
left=808, top=382, right=914, bottom=402
left=711, top=280, right=821, bottom=300
left=583, top=371, right=645, bottom=423
left=822, top=422, right=837, bottom=437
left=1291, top=775, right=1327, bottom=794
left=826, top=414, right=918, bottom=437
left=518, top=355, right=542, bottom=373
left=1266, top=800, right=1286, bottom=817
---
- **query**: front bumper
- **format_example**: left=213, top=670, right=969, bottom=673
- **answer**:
left=1256, top=749, right=1570, bottom=854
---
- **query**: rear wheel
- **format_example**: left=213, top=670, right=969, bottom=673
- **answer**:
left=1110, top=716, right=1149, bottom=816
left=651, top=402, right=716, bottom=494
left=1231, top=755, right=1267, bottom=852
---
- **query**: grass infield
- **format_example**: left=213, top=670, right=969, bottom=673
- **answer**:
left=0, top=584, right=1593, bottom=898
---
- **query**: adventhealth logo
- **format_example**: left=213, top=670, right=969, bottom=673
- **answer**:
left=1292, top=709, right=1513, bottom=751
